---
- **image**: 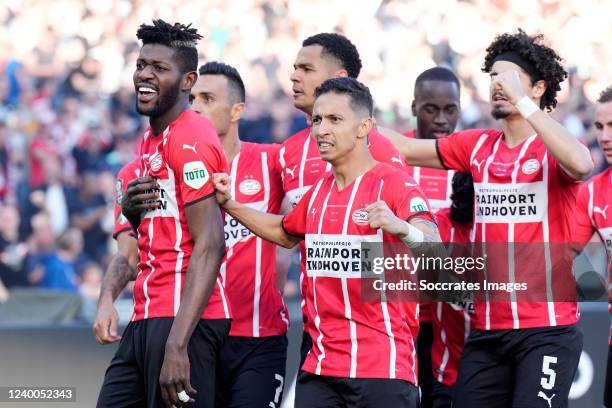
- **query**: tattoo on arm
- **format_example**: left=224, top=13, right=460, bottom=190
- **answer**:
left=99, top=254, right=135, bottom=303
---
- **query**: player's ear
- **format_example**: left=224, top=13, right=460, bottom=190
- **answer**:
left=230, top=102, right=245, bottom=123
left=411, top=100, right=417, bottom=117
left=358, top=117, right=374, bottom=139
left=334, top=69, right=349, bottom=78
left=182, top=71, right=198, bottom=92
left=531, top=79, right=547, bottom=100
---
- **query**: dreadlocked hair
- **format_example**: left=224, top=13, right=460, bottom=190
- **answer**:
left=136, top=19, right=202, bottom=73
left=482, top=29, right=567, bottom=112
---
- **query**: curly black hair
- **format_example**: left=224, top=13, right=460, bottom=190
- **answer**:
left=136, top=19, right=203, bottom=73
left=303, top=33, right=362, bottom=78
left=598, top=85, right=612, bottom=104
left=482, top=29, right=567, bottom=112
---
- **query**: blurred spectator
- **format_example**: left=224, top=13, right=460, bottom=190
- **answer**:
left=79, top=262, right=103, bottom=302
left=0, top=204, right=28, bottom=288
left=31, top=228, right=83, bottom=291
left=68, top=172, right=109, bottom=263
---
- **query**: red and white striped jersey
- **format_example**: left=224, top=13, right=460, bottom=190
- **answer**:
left=403, top=130, right=454, bottom=322
left=282, top=163, right=432, bottom=383
left=133, top=110, right=231, bottom=322
left=437, top=129, right=583, bottom=330
left=403, top=130, right=454, bottom=213
left=113, top=159, right=140, bottom=239
left=573, top=167, right=611, bottom=344
left=277, top=127, right=407, bottom=327
left=223, top=142, right=289, bottom=337
left=430, top=207, right=474, bottom=386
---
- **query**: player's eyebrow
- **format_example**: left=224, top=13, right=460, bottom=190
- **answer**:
left=294, top=62, right=314, bottom=70
left=137, top=58, right=171, bottom=67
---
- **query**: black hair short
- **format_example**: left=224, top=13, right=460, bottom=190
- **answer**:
left=303, top=33, right=362, bottom=78
left=314, top=77, right=373, bottom=116
left=199, top=61, right=246, bottom=103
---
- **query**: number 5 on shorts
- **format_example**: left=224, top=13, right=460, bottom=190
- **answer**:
left=540, top=356, right=558, bottom=390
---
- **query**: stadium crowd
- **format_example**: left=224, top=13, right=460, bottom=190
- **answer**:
left=0, top=0, right=609, bottom=313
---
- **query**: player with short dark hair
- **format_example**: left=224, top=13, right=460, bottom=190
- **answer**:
left=401, top=66, right=462, bottom=407
left=97, top=20, right=231, bottom=408
left=279, top=33, right=406, bottom=371
left=381, top=29, right=593, bottom=407
left=572, top=85, right=611, bottom=408
left=213, top=76, right=440, bottom=407
left=302, top=33, right=362, bottom=79
left=191, top=61, right=289, bottom=408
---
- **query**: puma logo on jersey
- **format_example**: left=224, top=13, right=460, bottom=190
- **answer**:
left=594, top=205, right=608, bottom=219
left=473, top=158, right=485, bottom=173
left=537, top=391, right=555, bottom=408
left=391, top=156, right=404, bottom=166
left=182, top=142, right=198, bottom=154
left=405, top=181, right=418, bottom=187
left=286, top=165, right=297, bottom=179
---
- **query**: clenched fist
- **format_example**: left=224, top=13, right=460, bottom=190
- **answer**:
left=365, top=201, right=408, bottom=237
left=212, top=173, right=232, bottom=206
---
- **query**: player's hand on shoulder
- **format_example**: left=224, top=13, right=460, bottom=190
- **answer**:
left=365, top=201, right=407, bottom=237
left=121, top=176, right=161, bottom=217
left=212, top=173, right=232, bottom=206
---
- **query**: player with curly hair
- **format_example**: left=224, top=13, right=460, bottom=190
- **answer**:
left=381, top=29, right=593, bottom=407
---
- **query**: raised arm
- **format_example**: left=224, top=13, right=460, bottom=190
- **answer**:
left=213, top=173, right=301, bottom=249
left=376, top=126, right=445, bottom=169
left=495, top=70, right=593, bottom=180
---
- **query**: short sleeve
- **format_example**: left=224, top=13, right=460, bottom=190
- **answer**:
left=386, top=171, right=435, bottom=223
left=281, top=181, right=316, bottom=238
left=368, top=128, right=407, bottom=169
left=167, top=124, right=228, bottom=207
left=436, top=129, right=489, bottom=171
left=572, top=181, right=595, bottom=245
left=113, top=162, right=139, bottom=239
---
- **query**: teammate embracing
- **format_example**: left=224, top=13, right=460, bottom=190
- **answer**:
left=214, top=77, right=441, bottom=408
left=279, top=33, right=406, bottom=365
left=190, top=61, right=289, bottom=408
left=402, top=66, right=462, bottom=407
left=382, top=29, right=593, bottom=407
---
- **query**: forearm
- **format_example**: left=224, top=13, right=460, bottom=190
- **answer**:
left=377, top=126, right=444, bottom=168
left=165, top=241, right=224, bottom=349
left=98, top=253, right=136, bottom=304
left=224, top=199, right=299, bottom=248
left=524, top=110, right=593, bottom=179
left=399, top=218, right=446, bottom=259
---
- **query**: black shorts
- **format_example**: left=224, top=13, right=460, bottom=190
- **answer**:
left=454, top=324, right=583, bottom=408
left=417, top=321, right=434, bottom=408
left=216, top=334, right=288, bottom=408
left=605, top=345, right=612, bottom=408
left=295, top=371, right=419, bottom=408
left=97, top=318, right=230, bottom=408
left=430, top=379, right=453, bottom=408
left=300, top=330, right=313, bottom=367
